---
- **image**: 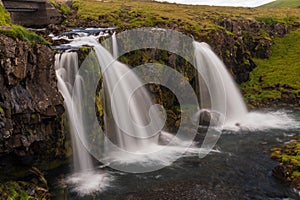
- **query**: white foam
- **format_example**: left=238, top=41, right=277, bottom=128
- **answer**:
left=66, top=171, right=113, bottom=196
left=223, top=110, right=300, bottom=131
left=101, top=131, right=220, bottom=168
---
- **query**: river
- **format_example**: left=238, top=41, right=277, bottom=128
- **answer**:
left=48, top=108, right=300, bottom=200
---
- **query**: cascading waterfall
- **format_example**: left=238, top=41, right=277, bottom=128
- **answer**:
left=94, top=39, right=164, bottom=152
left=55, top=34, right=250, bottom=177
left=55, top=50, right=112, bottom=196
left=53, top=29, right=299, bottom=196
left=193, top=42, right=248, bottom=126
left=55, top=52, right=94, bottom=172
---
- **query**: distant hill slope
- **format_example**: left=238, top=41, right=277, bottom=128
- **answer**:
left=261, top=0, right=300, bottom=8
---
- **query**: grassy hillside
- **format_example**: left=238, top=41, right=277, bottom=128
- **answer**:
left=261, top=0, right=300, bottom=8
left=240, top=29, right=300, bottom=104
left=71, top=0, right=300, bottom=29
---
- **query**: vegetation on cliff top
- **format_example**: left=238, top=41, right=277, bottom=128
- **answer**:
left=0, top=5, right=47, bottom=44
left=71, top=0, right=300, bottom=29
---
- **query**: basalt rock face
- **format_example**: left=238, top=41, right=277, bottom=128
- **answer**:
left=0, top=34, right=65, bottom=164
left=200, top=19, right=289, bottom=84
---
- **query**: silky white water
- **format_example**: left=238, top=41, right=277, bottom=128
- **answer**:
left=55, top=52, right=94, bottom=172
left=55, top=51, right=113, bottom=196
left=194, top=42, right=248, bottom=126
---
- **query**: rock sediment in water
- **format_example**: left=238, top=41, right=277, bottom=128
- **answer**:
left=0, top=34, right=66, bottom=164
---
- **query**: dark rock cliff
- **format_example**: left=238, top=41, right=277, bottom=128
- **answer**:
left=197, top=18, right=289, bottom=84
left=0, top=34, right=66, bottom=164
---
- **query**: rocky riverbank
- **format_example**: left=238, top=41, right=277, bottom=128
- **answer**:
left=271, top=137, right=300, bottom=191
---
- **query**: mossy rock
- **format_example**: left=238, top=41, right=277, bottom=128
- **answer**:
left=270, top=137, right=300, bottom=190
left=0, top=180, right=49, bottom=200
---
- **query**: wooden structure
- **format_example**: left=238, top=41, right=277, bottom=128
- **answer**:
left=2, top=0, right=62, bottom=27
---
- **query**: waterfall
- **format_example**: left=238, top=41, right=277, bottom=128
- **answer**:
left=55, top=47, right=114, bottom=196
left=193, top=42, right=248, bottom=126
left=52, top=29, right=299, bottom=196
left=112, top=32, right=118, bottom=59
left=55, top=52, right=94, bottom=172
left=92, top=37, right=164, bottom=152
left=55, top=35, right=165, bottom=166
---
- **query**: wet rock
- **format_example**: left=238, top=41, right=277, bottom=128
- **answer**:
left=199, top=109, right=211, bottom=126
left=0, top=33, right=66, bottom=162
left=3, top=130, right=11, bottom=139
left=271, top=139, right=300, bottom=190
left=198, top=109, right=222, bottom=127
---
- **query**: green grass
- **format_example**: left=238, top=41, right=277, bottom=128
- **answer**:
left=49, top=0, right=72, bottom=15
left=0, top=4, right=11, bottom=26
left=0, top=4, right=47, bottom=44
left=0, top=25, right=48, bottom=44
left=261, top=0, right=300, bottom=8
left=72, top=0, right=300, bottom=30
left=241, top=29, right=300, bottom=102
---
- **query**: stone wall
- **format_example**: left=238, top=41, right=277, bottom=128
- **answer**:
left=2, top=0, right=62, bottom=27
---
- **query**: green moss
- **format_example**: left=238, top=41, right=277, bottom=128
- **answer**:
left=292, top=171, right=300, bottom=178
left=0, top=106, right=3, bottom=114
left=0, top=25, right=48, bottom=45
left=60, top=4, right=72, bottom=15
left=271, top=139, right=300, bottom=188
left=79, top=46, right=90, bottom=53
left=0, top=5, right=47, bottom=45
left=240, top=29, right=300, bottom=104
left=0, top=4, right=11, bottom=26
left=255, top=16, right=278, bottom=26
left=0, top=181, right=34, bottom=200
left=49, top=0, right=72, bottom=15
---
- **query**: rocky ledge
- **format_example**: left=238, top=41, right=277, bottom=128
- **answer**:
left=0, top=34, right=66, bottom=165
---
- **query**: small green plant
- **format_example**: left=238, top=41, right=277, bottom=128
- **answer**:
left=60, top=4, right=72, bottom=15
left=49, top=0, right=72, bottom=15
